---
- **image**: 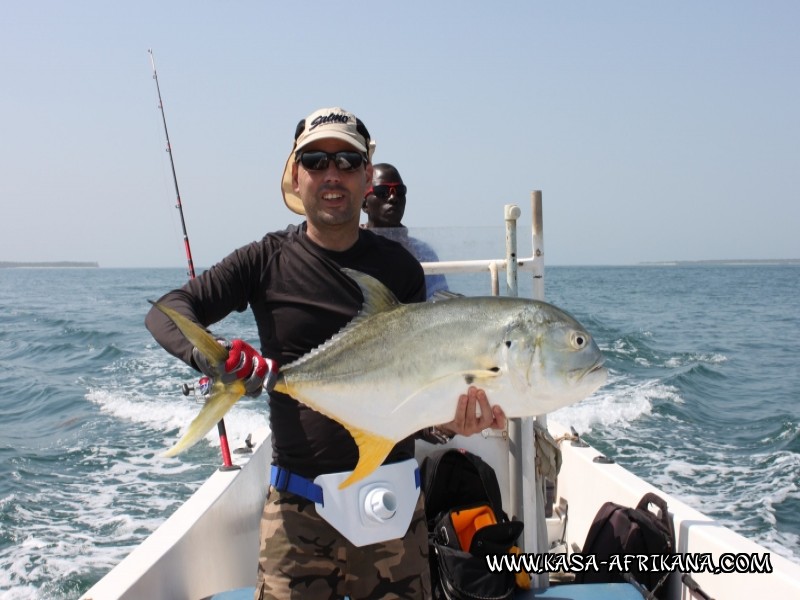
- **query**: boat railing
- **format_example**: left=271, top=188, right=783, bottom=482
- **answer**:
left=419, top=191, right=545, bottom=301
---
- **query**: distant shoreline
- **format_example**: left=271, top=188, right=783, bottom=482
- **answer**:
left=638, top=259, right=800, bottom=266
left=2, top=259, right=796, bottom=269
left=0, top=261, right=99, bottom=269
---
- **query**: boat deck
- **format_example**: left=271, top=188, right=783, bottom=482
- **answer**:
left=207, top=582, right=645, bottom=600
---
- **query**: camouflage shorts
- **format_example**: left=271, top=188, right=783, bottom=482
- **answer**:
left=255, top=486, right=431, bottom=600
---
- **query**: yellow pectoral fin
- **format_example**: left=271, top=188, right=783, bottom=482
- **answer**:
left=338, top=427, right=396, bottom=489
left=162, top=380, right=245, bottom=458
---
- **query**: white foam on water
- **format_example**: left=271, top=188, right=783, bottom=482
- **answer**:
left=584, top=378, right=800, bottom=564
left=2, top=363, right=269, bottom=597
left=553, top=373, right=679, bottom=434
left=664, top=352, right=728, bottom=368
left=88, top=345, right=269, bottom=452
left=0, top=493, right=15, bottom=511
left=653, top=450, right=800, bottom=563
left=0, top=572, right=38, bottom=600
left=0, top=439, right=197, bottom=598
left=87, top=389, right=268, bottom=456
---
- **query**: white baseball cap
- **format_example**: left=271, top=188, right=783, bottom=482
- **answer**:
left=280, top=107, right=375, bottom=215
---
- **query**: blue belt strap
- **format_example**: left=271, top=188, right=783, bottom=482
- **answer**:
left=270, top=465, right=325, bottom=505
left=270, top=464, right=422, bottom=507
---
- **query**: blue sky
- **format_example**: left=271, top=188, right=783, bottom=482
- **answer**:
left=2, top=1, right=798, bottom=267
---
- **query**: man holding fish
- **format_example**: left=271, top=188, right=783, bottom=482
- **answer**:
left=146, top=107, right=509, bottom=599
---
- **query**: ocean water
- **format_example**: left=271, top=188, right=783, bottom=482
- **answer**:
left=1, top=257, right=799, bottom=599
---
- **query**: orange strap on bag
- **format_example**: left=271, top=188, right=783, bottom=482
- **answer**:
left=510, top=545, right=532, bottom=590
left=449, top=504, right=497, bottom=550
left=449, top=507, right=532, bottom=591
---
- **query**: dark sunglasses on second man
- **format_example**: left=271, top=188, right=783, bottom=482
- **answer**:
left=366, top=183, right=408, bottom=199
left=296, top=151, right=367, bottom=172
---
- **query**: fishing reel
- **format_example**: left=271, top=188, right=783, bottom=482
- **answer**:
left=181, top=376, right=212, bottom=400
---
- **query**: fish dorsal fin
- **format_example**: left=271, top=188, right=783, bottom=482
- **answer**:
left=280, top=270, right=401, bottom=371
left=341, top=268, right=401, bottom=320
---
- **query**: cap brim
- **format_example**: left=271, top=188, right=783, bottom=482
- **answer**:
left=281, top=152, right=305, bottom=215
left=295, top=130, right=368, bottom=155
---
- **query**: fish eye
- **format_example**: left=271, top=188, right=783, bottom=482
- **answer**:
left=570, top=331, right=589, bottom=350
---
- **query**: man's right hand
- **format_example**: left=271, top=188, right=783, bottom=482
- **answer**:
left=192, top=339, right=269, bottom=398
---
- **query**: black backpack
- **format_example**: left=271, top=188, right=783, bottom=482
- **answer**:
left=575, top=492, right=676, bottom=599
left=421, top=448, right=524, bottom=600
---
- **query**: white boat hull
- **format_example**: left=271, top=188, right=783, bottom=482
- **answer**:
left=81, top=427, right=270, bottom=600
left=81, top=421, right=800, bottom=600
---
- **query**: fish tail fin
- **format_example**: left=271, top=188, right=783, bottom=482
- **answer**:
left=149, top=301, right=229, bottom=364
left=338, top=427, right=395, bottom=489
left=161, top=380, right=245, bottom=457
left=149, top=301, right=246, bottom=457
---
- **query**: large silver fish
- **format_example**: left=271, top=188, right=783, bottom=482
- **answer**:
left=151, top=269, right=607, bottom=487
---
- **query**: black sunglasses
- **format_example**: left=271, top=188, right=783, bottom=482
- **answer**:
left=296, top=151, right=367, bottom=172
left=366, top=183, right=407, bottom=199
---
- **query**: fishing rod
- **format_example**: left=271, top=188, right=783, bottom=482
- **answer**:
left=148, top=49, right=195, bottom=279
left=148, top=49, right=237, bottom=471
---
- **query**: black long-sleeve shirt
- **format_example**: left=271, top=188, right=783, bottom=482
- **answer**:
left=145, top=223, right=426, bottom=479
